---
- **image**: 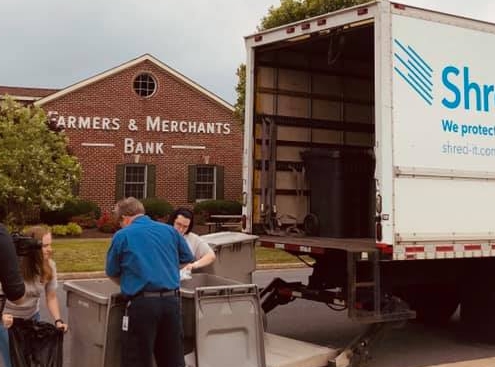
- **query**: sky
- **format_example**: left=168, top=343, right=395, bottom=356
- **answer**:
left=2, top=0, right=495, bottom=105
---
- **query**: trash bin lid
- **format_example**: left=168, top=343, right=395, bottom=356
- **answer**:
left=180, top=273, right=241, bottom=298
left=63, top=279, right=120, bottom=305
left=200, top=231, right=258, bottom=249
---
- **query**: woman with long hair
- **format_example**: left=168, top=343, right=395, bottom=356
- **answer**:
left=168, top=208, right=216, bottom=271
left=0, top=226, right=68, bottom=367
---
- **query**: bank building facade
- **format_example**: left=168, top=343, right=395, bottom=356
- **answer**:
left=0, top=54, right=242, bottom=212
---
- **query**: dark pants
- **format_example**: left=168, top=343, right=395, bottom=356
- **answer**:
left=121, top=295, right=184, bottom=367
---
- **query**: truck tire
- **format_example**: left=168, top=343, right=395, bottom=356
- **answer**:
left=397, top=285, right=459, bottom=325
left=460, top=286, right=495, bottom=343
left=459, top=260, right=495, bottom=343
left=303, top=213, right=319, bottom=236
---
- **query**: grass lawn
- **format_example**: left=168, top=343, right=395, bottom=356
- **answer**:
left=52, top=238, right=310, bottom=273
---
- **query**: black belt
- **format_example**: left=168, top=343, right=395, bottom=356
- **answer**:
left=133, top=289, right=179, bottom=299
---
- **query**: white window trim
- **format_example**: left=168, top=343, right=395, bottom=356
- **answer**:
left=195, top=165, right=216, bottom=202
left=124, top=164, right=148, bottom=199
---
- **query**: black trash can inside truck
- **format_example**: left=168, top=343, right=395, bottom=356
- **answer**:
left=301, top=148, right=374, bottom=238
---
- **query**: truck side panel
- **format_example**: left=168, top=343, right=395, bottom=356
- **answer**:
left=391, top=10, right=495, bottom=245
left=395, top=177, right=495, bottom=236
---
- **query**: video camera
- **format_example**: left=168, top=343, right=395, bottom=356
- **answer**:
left=11, top=233, right=42, bottom=256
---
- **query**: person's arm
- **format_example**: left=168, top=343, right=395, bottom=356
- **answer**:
left=183, top=234, right=216, bottom=271
left=184, top=251, right=216, bottom=271
left=0, top=224, right=25, bottom=303
left=46, top=289, right=68, bottom=332
left=45, top=260, right=67, bottom=332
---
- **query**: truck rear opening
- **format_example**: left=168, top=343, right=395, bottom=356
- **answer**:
left=242, top=2, right=495, bottom=362
left=247, top=15, right=376, bottom=246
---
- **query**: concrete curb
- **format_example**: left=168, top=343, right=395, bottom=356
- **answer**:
left=58, top=271, right=106, bottom=280
left=429, top=358, right=495, bottom=367
left=58, top=263, right=310, bottom=280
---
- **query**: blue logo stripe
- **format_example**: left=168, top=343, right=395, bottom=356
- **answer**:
left=394, top=53, right=433, bottom=97
left=407, top=68, right=433, bottom=99
left=407, top=58, right=433, bottom=89
left=407, top=45, right=433, bottom=74
left=394, top=39, right=432, bottom=78
left=393, top=38, right=434, bottom=106
left=394, top=66, right=433, bottom=105
left=407, top=62, right=433, bottom=93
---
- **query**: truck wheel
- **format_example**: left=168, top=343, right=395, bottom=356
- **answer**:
left=398, top=285, right=459, bottom=325
left=460, top=286, right=495, bottom=343
left=303, top=213, right=319, bottom=236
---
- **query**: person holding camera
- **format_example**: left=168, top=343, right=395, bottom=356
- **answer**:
left=0, top=224, right=25, bottom=366
left=0, top=224, right=25, bottom=303
left=0, top=226, right=67, bottom=367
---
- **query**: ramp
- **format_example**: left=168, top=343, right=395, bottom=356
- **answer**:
left=265, top=333, right=338, bottom=367
left=429, top=358, right=495, bottom=367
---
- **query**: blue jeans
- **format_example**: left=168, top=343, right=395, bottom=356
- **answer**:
left=0, top=312, right=40, bottom=367
left=121, top=296, right=185, bottom=367
left=0, top=321, right=11, bottom=367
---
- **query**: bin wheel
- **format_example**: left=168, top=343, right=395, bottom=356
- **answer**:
left=304, top=213, right=319, bottom=236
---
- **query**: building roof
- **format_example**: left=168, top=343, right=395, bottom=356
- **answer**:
left=0, top=86, right=59, bottom=102
left=34, top=54, right=234, bottom=112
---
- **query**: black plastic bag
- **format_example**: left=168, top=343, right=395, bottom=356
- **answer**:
left=0, top=295, right=6, bottom=315
left=9, top=318, right=63, bottom=367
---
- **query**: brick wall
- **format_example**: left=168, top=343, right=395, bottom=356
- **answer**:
left=41, top=59, right=242, bottom=213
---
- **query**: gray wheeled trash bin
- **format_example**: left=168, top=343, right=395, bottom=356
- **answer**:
left=64, top=275, right=250, bottom=366
left=63, top=279, right=125, bottom=367
left=181, top=273, right=265, bottom=367
left=181, top=273, right=241, bottom=355
left=198, top=232, right=259, bottom=283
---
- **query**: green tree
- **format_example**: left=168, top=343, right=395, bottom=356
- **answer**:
left=233, top=64, right=246, bottom=121
left=234, top=0, right=367, bottom=121
left=0, top=96, right=81, bottom=226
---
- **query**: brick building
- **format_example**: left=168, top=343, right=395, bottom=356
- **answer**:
left=0, top=54, right=242, bottom=212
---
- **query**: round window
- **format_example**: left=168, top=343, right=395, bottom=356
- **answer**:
left=133, top=73, right=157, bottom=97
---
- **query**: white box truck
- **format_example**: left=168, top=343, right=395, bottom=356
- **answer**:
left=242, top=0, right=495, bottom=364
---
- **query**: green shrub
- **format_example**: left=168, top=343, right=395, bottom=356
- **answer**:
left=70, top=213, right=97, bottom=229
left=193, top=200, right=242, bottom=219
left=66, top=222, right=83, bottom=236
left=51, top=225, right=68, bottom=237
left=141, top=198, right=173, bottom=220
left=40, top=198, right=101, bottom=225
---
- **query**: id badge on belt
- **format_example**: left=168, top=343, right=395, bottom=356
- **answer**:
left=122, top=300, right=131, bottom=331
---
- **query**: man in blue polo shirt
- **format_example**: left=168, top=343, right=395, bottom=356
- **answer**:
left=106, top=197, right=194, bottom=367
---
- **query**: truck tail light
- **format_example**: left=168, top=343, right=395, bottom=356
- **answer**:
left=376, top=242, right=393, bottom=254
left=241, top=215, right=247, bottom=230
